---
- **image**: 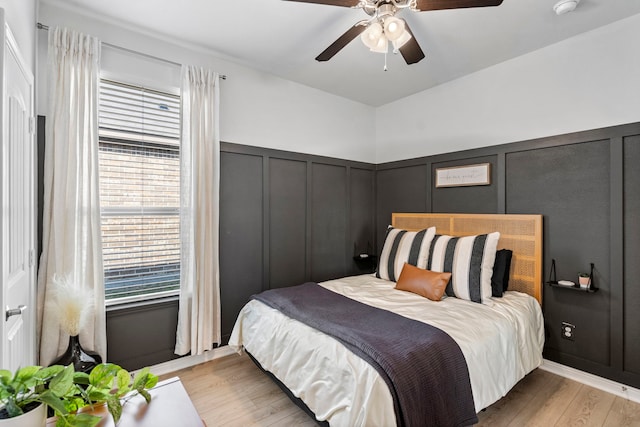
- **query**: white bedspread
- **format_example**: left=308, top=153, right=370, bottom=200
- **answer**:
left=229, top=274, right=544, bottom=427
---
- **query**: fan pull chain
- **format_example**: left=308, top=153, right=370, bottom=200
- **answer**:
left=384, top=50, right=388, bottom=72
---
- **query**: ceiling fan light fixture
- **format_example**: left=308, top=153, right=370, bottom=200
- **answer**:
left=553, top=0, right=580, bottom=15
left=369, top=33, right=389, bottom=53
left=383, top=16, right=406, bottom=41
left=360, top=22, right=383, bottom=50
left=291, top=0, right=505, bottom=65
left=392, top=30, right=412, bottom=51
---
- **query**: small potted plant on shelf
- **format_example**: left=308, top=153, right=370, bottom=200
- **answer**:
left=578, top=273, right=591, bottom=288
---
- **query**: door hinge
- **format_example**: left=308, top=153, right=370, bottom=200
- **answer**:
left=29, top=117, right=35, bottom=135
left=29, top=249, right=34, bottom=267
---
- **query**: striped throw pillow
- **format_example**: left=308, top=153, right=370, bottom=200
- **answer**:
left=426, top=232, right=500, bottom=304
left=376, top=226, right=436, bottom=282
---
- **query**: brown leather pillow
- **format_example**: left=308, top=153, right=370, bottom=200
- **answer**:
left=395, top=263, right=452, bottom=301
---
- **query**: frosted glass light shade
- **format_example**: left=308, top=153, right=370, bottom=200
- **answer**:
left=370, top=34, right=388, bottom=53
left=361, top=22, right=384, bottom=50
left=384, top=17, right=406, bottom=41
left=392, top=30, right=412, bottom=51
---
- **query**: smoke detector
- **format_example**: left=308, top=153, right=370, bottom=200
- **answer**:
left=554, top=0, right=580, bottom=15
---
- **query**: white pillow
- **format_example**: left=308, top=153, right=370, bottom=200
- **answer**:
left=376, top=226, right=436, bottom=282
left=426, top=232, right=500, bottom=304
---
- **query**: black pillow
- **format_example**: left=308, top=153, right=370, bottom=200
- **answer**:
left=491, top=249, right=513, bottom=297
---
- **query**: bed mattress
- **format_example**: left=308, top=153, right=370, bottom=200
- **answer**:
left=229, top=274, right=544, bottom=426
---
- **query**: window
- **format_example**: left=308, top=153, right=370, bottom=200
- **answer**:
left=98, top=79, right=181, bottom=303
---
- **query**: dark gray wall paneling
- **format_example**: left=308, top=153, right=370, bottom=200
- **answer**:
left=311, top=163, right=347, bottom=282
left=506, top=141, right=611, bottom=367
left=624, top=135, right=640, bottom=376
left=350, top=168, right=375, bottom=274
left=373, top=122, right=640, bottom=389
left=432, top=156, right=497, bottom=213
left=106, top=301, right=180, bottom=369
left=375, top=165, right=428, bottom=252
left=37, top=117, right=45, bottom=260
left=219, top=152, right=264, bottom=342
left=269, top=158, right=308, bottom=289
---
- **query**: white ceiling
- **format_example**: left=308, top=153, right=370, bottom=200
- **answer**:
left=48, top=0, right=640, bottom=106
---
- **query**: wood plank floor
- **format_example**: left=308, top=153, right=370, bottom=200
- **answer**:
left=162, top=353, right=640, bottom=427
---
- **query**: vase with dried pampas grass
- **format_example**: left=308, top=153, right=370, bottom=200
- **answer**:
left=50, top=275, right=102, bottom=373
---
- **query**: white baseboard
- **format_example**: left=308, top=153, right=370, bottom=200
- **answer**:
left=540, top=359, right=640, bottom=404
left=144, top=345, right=237, bottom=377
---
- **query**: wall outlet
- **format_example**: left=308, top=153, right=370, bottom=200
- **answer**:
left=561, top=322, right=575, bottom=341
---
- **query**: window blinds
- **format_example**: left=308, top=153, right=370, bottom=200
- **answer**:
left=98, top=79, right=181, bottom=302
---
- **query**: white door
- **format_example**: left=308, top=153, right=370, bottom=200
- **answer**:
left=1, top=12, right=36, bottom=371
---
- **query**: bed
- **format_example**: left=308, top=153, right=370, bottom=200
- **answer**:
left=229, top=213, right=545, bottom=426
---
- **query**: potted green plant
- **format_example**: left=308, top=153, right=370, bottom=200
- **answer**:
left=61, top=363, right=158, bottom=427
left=1, top=363, right=158, bottom=427
left=578, top=273, right=590, bottom=288
left=0, top=364, right=77, bottom=426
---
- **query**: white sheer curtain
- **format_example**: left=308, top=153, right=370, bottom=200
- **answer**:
left=37, top=27, right=106, bottom=366
left=175, top=65, right=221, bottom=356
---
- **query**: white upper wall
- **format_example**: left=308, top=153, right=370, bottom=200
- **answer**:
left=0, top=0, right=36, bottom=71
left=37, top=2, right=376, bottom=163
left=36, top=3, right=640, bottom=165
left=375, top=13, right=640, bottom=163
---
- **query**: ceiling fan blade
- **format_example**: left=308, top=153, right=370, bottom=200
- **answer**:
left=316, top=24, right=367, bottom=62
left=414, top=0, right=503, bottom=11
left=399, top=24, right=425, bottom=64
left=283, top=0, right=361, bottom=7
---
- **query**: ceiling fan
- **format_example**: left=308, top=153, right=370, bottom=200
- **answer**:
left=284, top=0, right=504, bottom=65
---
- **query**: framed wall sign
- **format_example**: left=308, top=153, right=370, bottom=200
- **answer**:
left=435, top=163, right=491, bottom=188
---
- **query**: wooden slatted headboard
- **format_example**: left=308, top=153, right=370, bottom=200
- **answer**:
left=392, top=213, right=543, bottom=304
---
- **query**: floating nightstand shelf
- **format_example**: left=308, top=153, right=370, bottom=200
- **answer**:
left=353, top=242, right=377, bottom=273
left=353, top=254, right=377, bottom=268
left=546, top=259, right=598, bottom=293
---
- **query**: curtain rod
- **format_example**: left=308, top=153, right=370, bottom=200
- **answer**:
left=37, top=23, right=227, bottom=80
